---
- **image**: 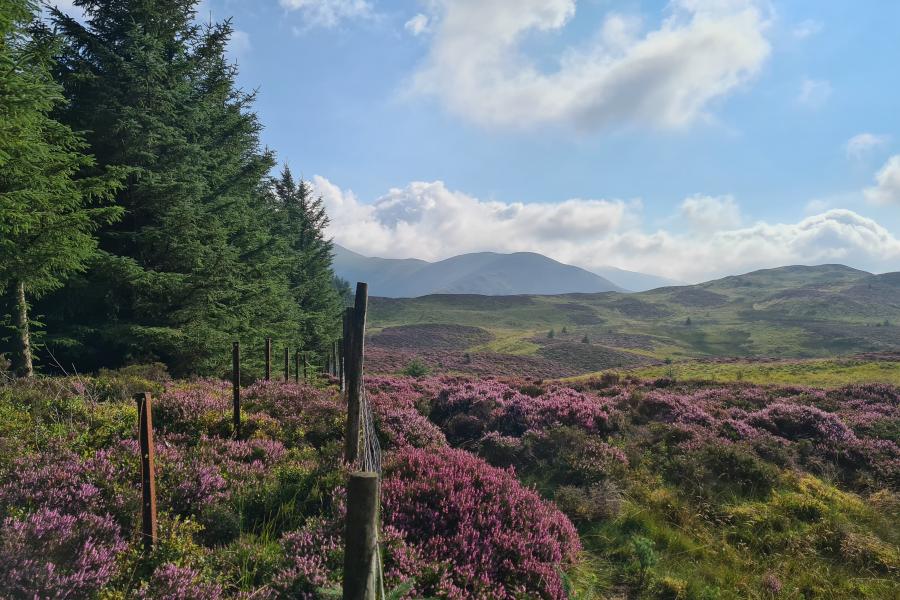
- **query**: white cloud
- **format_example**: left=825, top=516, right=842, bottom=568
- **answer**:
left=846, top=133, right=890, bottom=159
left=316, top=177, right=900, bottom=282
left=679, top=194, right=742, bottom=231
left=864, top=155, right=900, bottom=205
left=796, top=78, right=832, bottom=109
left=405, top=13, right=430, bottom=36
left=280, top=0, right=372, bottom=28
left=792, top=19, right=823, bottom=39
left=409, top=0, right=771, bottom=130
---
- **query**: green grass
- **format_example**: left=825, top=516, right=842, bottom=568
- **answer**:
left=617, top=358, right=900, bottom=387
left=367, top=267, right=900, bottom=371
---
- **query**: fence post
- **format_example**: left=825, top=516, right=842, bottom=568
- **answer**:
left=284, top=347, right=289, bottom=382
left=232, top=342, right=240, bottom=437
left=303, top=353, right=308, bottom=381
left=265, top=337, right=272, bottom=381
left=294, top=349, right=300, bottom=383
left=341, top=308, right=350, bottom=394
left=333, top=340, right=339, bottom=376
left=343, top=471, right=379, bottom=600
left=135, top=392, right=158, bottom=552
left=344, top=282, right=368, bottom=465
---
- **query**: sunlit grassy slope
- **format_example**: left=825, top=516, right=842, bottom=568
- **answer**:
left=367, top=266, right=900, bottom=374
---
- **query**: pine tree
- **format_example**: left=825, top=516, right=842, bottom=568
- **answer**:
left=270, top=165, right=343, bottom=354
left=41, top=0, right=298, bottom=375
left=0, top=0, right=122, bottom=376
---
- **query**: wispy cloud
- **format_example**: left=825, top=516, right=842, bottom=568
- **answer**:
left=404, top=13, right=430, bottom=36
left=792, top=19, right=823, bottom=39
left=846, top=133, right=890, bottom=159
left=796, top=78, right=832, bottom=109
left=409, top=0, right=771, bottom=131
left=280, top=0, right=372, bottom=28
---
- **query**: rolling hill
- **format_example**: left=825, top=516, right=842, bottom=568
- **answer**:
left=362, top=263, right=900, bottom=378
left=332, top=245, right=625, bottom=296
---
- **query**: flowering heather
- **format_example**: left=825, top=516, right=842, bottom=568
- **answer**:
left=0, top=508, right=126, bottom=599
left=271, top=518, right=342, bottom=596
left=382, top=447, right=581, bottom=599
left=136, top=563, right=224, bottom=600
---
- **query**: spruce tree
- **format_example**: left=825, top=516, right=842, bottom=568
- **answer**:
left=41, top=0, right=298, bottom=375
left=270, top=165, right=343, bottom=353
left=0, top=0, right=122, bottom=377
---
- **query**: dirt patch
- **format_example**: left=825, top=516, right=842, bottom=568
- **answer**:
left=369, top=324, right=493, bottom=351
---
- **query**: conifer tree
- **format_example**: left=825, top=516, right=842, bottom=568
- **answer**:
left=41, top=0, right=299, bottom=375
left=0, top=0, right=121, bottom=376
left=270, top=165, right=343, bottom=352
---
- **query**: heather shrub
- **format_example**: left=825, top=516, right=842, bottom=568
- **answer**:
left=0, top=508, right=126, bottom=599
left=382, top=446, right=581, bottom=599
left=136, top=563, right=223, bottom=600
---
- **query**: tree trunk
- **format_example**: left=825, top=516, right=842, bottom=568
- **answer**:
left=13, top=280, right=33, bottom=378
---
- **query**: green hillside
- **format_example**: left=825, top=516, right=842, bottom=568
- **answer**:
left=365, top=265, right=900, bottom=378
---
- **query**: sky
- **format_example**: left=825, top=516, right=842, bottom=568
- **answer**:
left=53, top=0, right=900, bottom=283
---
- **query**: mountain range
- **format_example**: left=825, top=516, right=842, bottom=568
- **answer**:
left=332, top=245, right=678, bottom=296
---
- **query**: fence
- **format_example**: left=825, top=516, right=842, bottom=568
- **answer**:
left=135, top=282, right=380, bottom=599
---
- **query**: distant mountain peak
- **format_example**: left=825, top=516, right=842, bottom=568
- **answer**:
left=332, top=245, right=626, bottom=297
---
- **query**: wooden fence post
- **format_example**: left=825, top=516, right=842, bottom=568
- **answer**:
left=294, top=349, right=300, bottom=383
left=232, top=342, right=240, bottom=437
left=284, top=347, right=289, bottom=382
left=343, top=471, right=379, bottom=600
left=265, top=337, right=272, bottom=381
left=344, top=282, right=368, bottom=464
left=341, top=307, right=350, bottom=394
left=135, top=392, right=158, bottom=552
left=333, top=340, right=339, bottom=376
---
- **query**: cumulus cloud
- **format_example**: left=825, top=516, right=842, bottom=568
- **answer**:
left=405, top=13, right=430, bottom=36
left=315, top=177, right=900, bottom=282
left=679, top=195, right=742, bottom=231
left=280, top=0, right=372, bottom=28
left=796, top=78, right=832, bottom=109
left=409, top=0, right=771, bottom=130
left=846, top=133, right=890, bottom=159
left=864, top=155, right=900, bottom=205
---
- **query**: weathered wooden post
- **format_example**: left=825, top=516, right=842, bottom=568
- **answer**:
left=294, top=349, right=300, bottom=383
left=265, top=337, right=272, bottom=381
left=283, top=346, right=289, bottom=382
left=232, top=342, right=241, bottom=437
left=135, top=392, right=158, bottom=552
left=332, top=340, right=339, bottom=376
left=341, top=307, right=350, bottom=394
left=343, top=471, right=379, bottom=599
left=344, top=282, right=368, bottom=465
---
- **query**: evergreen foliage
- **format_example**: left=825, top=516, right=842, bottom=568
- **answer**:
left=15, top=0, right=344, bottom=377
left=0, top=0, right=122, bottom=376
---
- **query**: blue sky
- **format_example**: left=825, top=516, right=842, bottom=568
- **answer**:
left=56, top=0, right=900, bottom=282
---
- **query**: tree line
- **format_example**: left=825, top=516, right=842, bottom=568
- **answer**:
left=0, top=0, right=347, bottom=378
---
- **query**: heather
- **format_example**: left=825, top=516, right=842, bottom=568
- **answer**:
left=0, top=369, right=583, bottom=598
left=0, top=366, right=898, bottom=597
